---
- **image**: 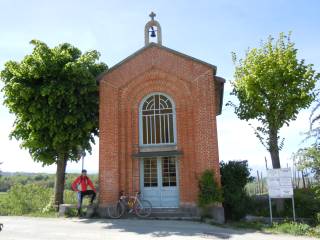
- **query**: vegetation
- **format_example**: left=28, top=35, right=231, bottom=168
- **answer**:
left=220, top=160, right=253, bottom=220
left=0, top=40, right=107, bottom=206
left=0, top=184, right=54, bottom=216
left=308, top=96, right=320, bottom=142
left=198, top=170, right=223, bottom=207
left=230, top=32, right=319, bottom=169
left=247, top=188, right=320, bottom=221
left=0, top=174, right=97, bottom=216
left=0, top=173, right=98, bottom=193
left=296, top=144, right=320, bottom=180
left=228, top=221, right=320, bottom=238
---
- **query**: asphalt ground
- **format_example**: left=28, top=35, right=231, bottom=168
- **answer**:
left=0, top=216, right=316, bottom=240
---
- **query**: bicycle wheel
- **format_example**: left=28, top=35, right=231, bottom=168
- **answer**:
left=135, top=199, right=152, bottom=218
left=107, top=201, right=125, bottom=219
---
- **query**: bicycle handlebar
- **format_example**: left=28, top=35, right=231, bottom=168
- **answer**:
left=119, top=190, right=141, bottom=198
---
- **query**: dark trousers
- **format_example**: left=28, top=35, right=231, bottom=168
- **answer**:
left=77, top=190, right=96, bottom=212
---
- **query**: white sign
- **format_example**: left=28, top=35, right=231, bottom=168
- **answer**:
left=267, top=168, right=293, bottom=198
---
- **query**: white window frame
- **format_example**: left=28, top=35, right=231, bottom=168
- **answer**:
left=139, top=92, right=177, bottom=146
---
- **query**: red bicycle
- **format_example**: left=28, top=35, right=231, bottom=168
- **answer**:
left=107, top=191, right=152, bottom=218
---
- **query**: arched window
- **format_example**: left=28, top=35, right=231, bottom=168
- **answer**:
left=140, top=93, right=176, bottom=145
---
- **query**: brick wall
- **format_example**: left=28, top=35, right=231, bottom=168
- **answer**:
left=99, top=45, right=221, bottom=207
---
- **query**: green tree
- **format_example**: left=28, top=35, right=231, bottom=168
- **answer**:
left=231, top=33, right=319, bottom=168
left=0, top=40, right=107, bottom=206
left=309, top=96, right=320, bottom=142
left=296, top=144, right=320, bottom=180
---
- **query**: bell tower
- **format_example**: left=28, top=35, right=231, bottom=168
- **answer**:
left=144, top=12, right=162, bottom=46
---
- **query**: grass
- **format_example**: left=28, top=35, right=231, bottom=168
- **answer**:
left=0, top=186, right=90, bottom=218
left=226, top=221, right=320, bottom=238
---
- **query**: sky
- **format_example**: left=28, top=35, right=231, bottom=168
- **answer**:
left=0, top=0, right=319, bottom=175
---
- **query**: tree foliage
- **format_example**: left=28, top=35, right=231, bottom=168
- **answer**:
left=220, top=160, right=253, bottom=220
left=230, top=33, right=319, bottom=168
left=1, top=40, right=107, bottom=164
left=308, top=95, right=320, bottom=142
left=296, top=144, right=320, bottom=181
left=0, top=40, right=107, bottom=204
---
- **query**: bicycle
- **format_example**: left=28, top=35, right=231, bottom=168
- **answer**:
left=107, top=191, right=152, bottom=218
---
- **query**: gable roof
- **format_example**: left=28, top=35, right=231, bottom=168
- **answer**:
left=97, top=43, right=225, bottom=115
left=97, top=42, right=218, bottom=82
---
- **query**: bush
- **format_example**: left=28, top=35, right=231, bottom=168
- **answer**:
left=220, top=160, right=253, bottom=220
left=284, top=188, right=320, bottom=221
left=64, top=189, right=78, bottom=204
left=229, top=221, right=320, bottom=238
left=0, top=184, right=86, bottom=216
left=0, top=183, right=54, bottom=215
left=247, top=188, right=320, bottom=221
left=271, top=222, right=311, bottom=236
left=198, top=170, right=223, bottom=207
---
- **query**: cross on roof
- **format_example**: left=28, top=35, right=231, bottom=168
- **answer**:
left=149, top=12, right=156, bottom=21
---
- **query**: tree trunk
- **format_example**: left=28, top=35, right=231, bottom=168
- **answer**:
left=54, top=154, right=67, bottom=209
left=269, top=128, right=281, bottom=169
left=268, top=128, right=284, bottom=212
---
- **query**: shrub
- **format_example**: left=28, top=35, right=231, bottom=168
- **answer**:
left=247, top=188, right=320, bottom=221
left=0, top=183, right=54, bottom=215
left=220, top=160, right=253, bottom=220
left=271, top=222, right=311, bottom=236
left=198, top=170, right=223, bottom=207
left=284, top=188, right=320, bottom=221
left=229, top=221, right=320, bottom=237
left=64, top=190, right=78, bottom=204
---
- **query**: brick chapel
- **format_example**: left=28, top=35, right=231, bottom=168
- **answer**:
left=98, top=12, right=225, bottom=210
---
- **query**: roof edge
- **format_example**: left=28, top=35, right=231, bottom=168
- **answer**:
left=97, top=43, right=217, bottom=82
left=215, top=76, right=225, bottom=116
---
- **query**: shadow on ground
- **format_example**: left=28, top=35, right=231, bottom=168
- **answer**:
left=77, top=218, right=262, bottom=239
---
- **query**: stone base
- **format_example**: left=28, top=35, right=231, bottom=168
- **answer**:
left=97, top=206, right=108, bottom=218
left=199, top=204, right=225, bottom=224
left=96, top=204, right=224, bottom=223
left=59, top=202, right=225, bottom=223
left=59, top=204, right=76, bottom=217
left=58, top=204, right=97, bottom=218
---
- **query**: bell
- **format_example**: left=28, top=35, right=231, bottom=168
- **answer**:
left=150, top=26, right=156, bottom=37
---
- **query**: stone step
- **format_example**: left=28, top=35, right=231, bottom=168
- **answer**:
left=149, top=208, right=197, bottom=218
left=148, top=216, right=201, bottom=221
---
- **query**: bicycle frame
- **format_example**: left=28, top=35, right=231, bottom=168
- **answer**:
left=120, top=191, right=141, bottom=211
left=107, top=190, right=151, bottom=218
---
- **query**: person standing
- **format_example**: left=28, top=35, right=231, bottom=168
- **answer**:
left=71, top=169, right=96, bottom=215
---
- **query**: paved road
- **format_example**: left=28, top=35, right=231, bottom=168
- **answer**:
left=0, top=216, right=316, bottom=240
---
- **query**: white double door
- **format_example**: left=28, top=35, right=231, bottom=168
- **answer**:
left=140, top=156, right=179, bottom=208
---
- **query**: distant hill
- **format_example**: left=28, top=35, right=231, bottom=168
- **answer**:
left=0, top=172, right=98, bottom=192
left=0, top=172, right=54, bottom=177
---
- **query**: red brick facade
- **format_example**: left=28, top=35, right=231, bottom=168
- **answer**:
left=98, top=43, right=224, bottom=208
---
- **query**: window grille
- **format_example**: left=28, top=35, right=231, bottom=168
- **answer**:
left=140, top=93, right=175, bottom=145
left=162, top=157, right=177, bottom=187
left=143, top=158, right=158, bottom=187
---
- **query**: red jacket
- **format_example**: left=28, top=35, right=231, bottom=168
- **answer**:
left=71, top=176, right=96, bottom=192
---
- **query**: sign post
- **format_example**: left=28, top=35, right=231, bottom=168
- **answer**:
left=267, top=168, right=295, bottom=224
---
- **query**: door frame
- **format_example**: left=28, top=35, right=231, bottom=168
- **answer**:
left=139, top=156, right=180, bottom=208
